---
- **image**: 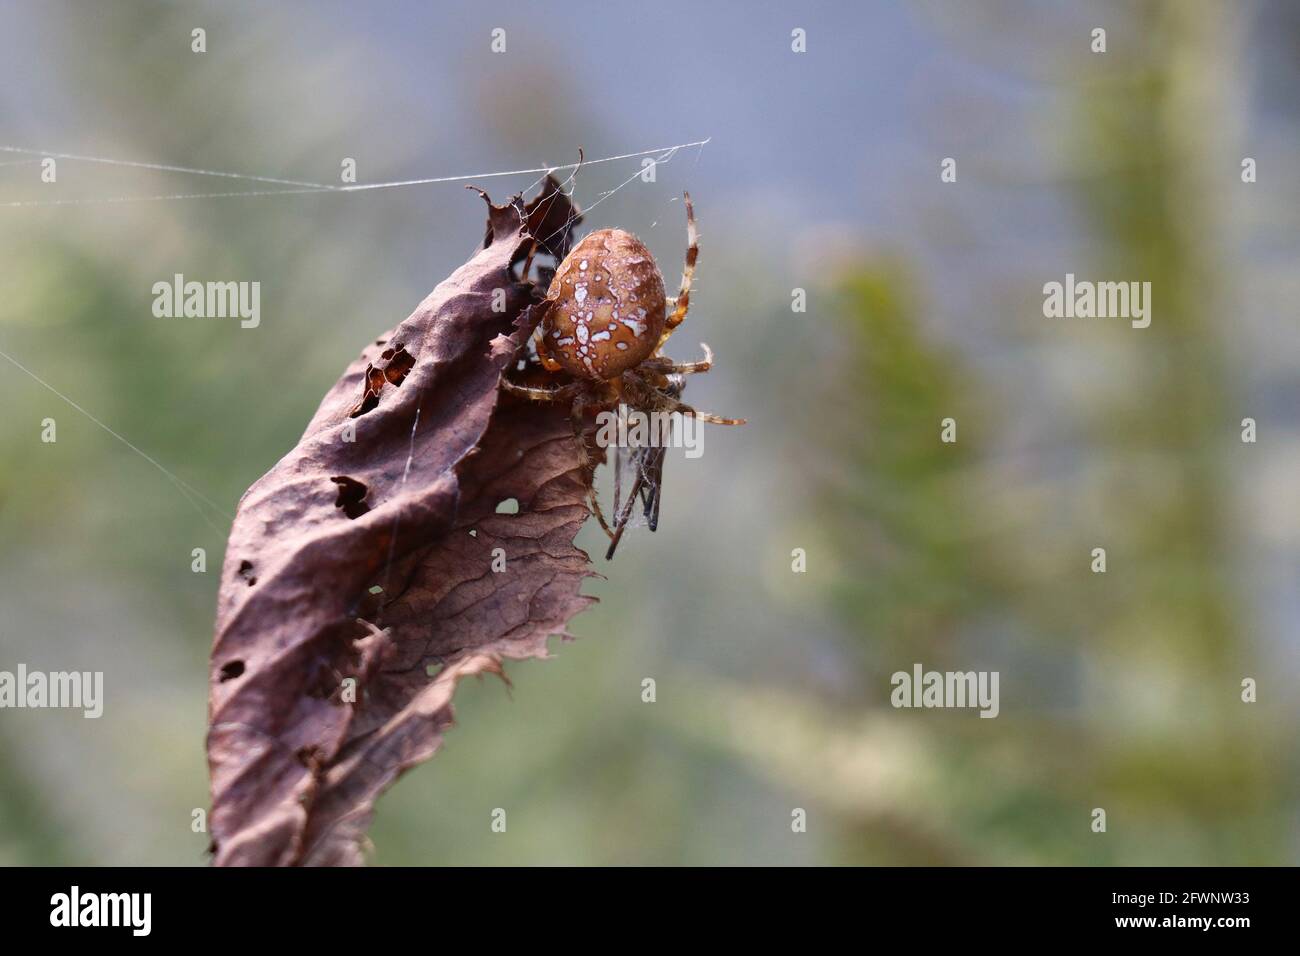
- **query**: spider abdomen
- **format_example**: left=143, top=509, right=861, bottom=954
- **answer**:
left=541, top=228, right=666, bottom=380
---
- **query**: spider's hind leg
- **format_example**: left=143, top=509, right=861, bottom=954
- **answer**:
left=568, top=395, right=615, bottom=539
left=499, top=378, right=580, bottom=403
left=639, top=343, right=715, bottom=377
left=501, top=375, right=615, bottom=538
left=673, top=404, right=746, bottom=426
left=648, top=391, right=746, bottom=427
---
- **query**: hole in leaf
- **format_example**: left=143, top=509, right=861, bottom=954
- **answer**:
left=495, top=497, right=519, bottom=514
left=237, top=560, right=256, bottom=587
left=219, top=660, right=245, bottom=682
left=330, top=476, right=370, bottom=519
left=348, top=344, right=415, bottom=416
left=350, top=388, right=380, bottom=418
left=382, top=345, right=415, bottom=386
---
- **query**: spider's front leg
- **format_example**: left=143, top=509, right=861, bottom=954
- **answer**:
left=665, top=192, right=697, bottom=333
left=655, top=193, right=698, bottom=353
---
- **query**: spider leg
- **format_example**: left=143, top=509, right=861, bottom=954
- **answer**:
left=638, top=343, right=714, bottom=376
left=533, top=318, right=564, bottom=373
left=502, top=374, right=615, bottom=537
left=499, top=378, right=581, bottom=403
left=650, top=393, right=746, bottom=426
left=627, top=370, right=743, bottom=425
left=568, top=394, right=615, bottom=539
left=518, top=240, right=538, bottom=282
left=659, top=192, right=697, bottom=347
left=676, top=406, right=745, bottom=426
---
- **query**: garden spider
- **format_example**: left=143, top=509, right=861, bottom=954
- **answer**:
left=501, top=193, right=744, bottom=557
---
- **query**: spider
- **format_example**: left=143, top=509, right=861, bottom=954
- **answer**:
left=501, top=192, right=744, bottom=557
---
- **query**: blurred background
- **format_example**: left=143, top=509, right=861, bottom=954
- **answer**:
left=0, top=0, right=1296, bottom=865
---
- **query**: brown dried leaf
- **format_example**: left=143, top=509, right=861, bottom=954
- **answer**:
left=207, top=179, right=595, bottom=866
